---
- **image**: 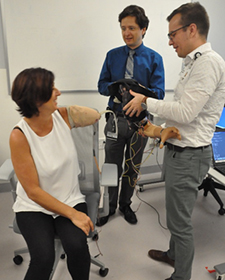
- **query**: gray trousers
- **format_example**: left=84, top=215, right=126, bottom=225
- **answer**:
left=104, top=114, right=148, bottom=210
left=164, top=145, right=212, bottom=280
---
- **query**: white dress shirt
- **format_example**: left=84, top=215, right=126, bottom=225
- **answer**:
left=147, top=43, right=225, bottom=147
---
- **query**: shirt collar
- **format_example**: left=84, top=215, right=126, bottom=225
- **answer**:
left=184, top=42, right=211, bottom=66
left=125, top=42, right=144, bottom=56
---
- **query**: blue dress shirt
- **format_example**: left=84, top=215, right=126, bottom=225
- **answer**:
left=98, top=43, right=165, bottom=110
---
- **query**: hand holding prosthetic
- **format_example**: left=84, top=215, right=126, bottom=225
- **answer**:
left=108, top=79, right=157, bottom=130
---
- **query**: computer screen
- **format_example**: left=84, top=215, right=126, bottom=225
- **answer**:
left=216, top=106, right=225, bottom=129
left=211, top=131, right=225, bottom=162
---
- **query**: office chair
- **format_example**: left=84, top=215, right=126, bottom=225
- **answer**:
left=198, top=125, right=225, bottom=216
left=198, top=175, right=225, bottom=216
left=0, top=122, right=117, bottom=278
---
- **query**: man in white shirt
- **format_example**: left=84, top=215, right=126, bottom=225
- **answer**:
left=123, top=2, right=225, bottom=280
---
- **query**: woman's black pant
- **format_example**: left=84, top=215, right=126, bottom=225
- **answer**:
left=16, top=203, right=90, bottom=280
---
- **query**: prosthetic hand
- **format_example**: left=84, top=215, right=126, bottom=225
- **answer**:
left=67, top=105, right=101, bottom=128
left=140, top=122, right=181, bottom=149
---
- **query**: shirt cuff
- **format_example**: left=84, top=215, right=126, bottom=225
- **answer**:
left=146, top=97, right=159, bottom=113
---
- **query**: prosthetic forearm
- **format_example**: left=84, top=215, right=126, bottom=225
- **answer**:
left=67, top=105, right=101, bottom=128
left=141, top=122, right=181, bottom=149
left=141, top=122, right=160, bottom=138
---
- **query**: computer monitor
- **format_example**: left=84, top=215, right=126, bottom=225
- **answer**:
left=216, top=106, right=225, bottom=129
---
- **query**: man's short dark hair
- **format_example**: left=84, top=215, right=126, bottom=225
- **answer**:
left=167, top=2, right=209, bottom=39
left=118, top=5, right=149, bottom=37
left=11, top=67, right=54, bottom=118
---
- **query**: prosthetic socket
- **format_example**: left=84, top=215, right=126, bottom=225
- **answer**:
left=67, top=105, right=101, bottom=128
left=108, top=79, right=158, bottom=130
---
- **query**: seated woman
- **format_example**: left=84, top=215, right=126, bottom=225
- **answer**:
left=10, top=67, right=100, bottom=280
left=10, top=67, right=180, bottom=280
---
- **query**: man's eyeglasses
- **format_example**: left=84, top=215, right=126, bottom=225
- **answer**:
left=167, top=24, right=191, bottom=40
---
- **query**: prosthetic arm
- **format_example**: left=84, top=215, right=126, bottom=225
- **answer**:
left=140, top=122, right=181, bottom=149
left=67, top=105, right=101, bottom=128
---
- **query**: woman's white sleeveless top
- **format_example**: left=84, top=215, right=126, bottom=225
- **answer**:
left=13, top=110, right=85, bottom=216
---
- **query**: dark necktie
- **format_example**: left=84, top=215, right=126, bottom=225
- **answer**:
left=125, top=50, right=135, bottom=79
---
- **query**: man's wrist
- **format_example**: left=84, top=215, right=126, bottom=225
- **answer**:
left=142, top=96, right=148, bottom=103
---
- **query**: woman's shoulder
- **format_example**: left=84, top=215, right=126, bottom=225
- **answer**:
left=10, top=126, right=29, bottom=153
left=56, top=107, right=71, bottom=129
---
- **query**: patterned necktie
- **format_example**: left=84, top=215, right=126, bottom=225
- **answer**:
left=124, top=50, right=135, bottom=79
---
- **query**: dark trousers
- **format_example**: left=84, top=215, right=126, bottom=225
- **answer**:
left=16, top=203, right=90, bottom=280
left=104, top=114, right=148, bottom=211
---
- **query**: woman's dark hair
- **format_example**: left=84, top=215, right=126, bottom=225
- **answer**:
left=118, top=5, right=149, bottom=38
left=11, top=67, right=54, bottom=118
left=167, top=2, right=209, bottom=39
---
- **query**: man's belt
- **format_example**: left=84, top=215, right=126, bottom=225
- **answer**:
left=166, top=142, right=210, bottom=153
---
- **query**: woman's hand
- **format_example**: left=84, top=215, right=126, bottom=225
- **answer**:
left=71, top=210, right=94, bottom=236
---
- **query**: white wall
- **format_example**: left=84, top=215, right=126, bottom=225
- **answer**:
left=3, top=0, right=187, bottom=91
left=0, top=69, right=20, bottom=165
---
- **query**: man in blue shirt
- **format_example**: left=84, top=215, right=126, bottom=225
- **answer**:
left=97, top=5, right=165, bottom=226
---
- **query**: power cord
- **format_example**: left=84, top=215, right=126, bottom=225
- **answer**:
left=92, top=227, right=104, bottom=258
left=133, top=142, right=167, bottom=230
left=135, top=187, right=168, bottom=230
left=123, top=133, right=159, bottom=188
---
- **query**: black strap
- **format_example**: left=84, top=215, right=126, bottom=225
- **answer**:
left=13, top=126, right=24, bottom=134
